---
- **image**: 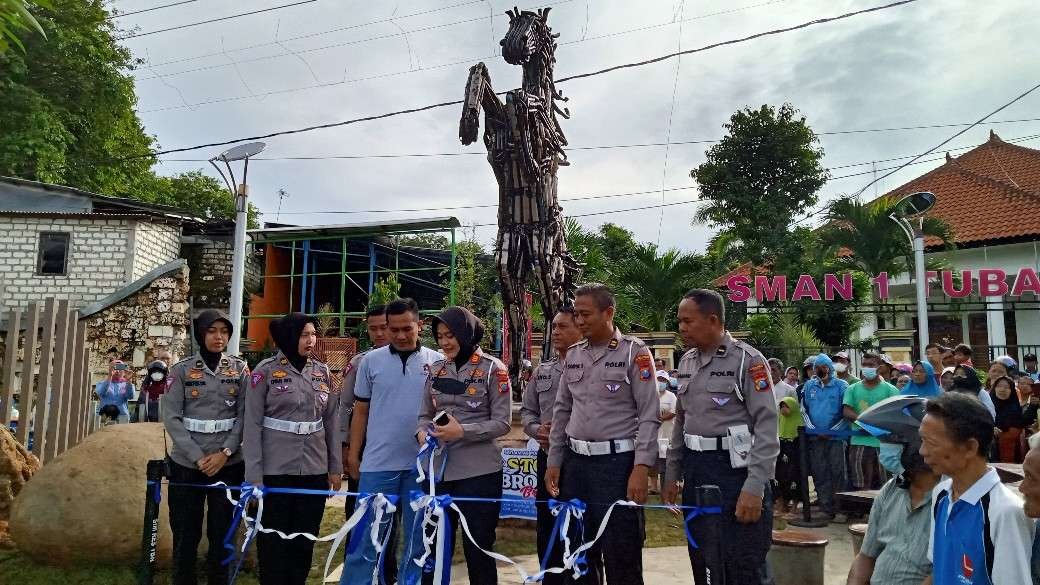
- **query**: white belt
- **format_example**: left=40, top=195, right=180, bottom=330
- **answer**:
left=262, top=417, right=324, bottom=435
left=568, top=438, right=636, bottom=456
left=183, top=417, right=237, bottom=434
left=684, top=434, right=731, bottom=452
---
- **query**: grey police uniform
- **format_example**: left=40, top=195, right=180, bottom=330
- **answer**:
left=338, top=349, right=369, bottom=441
left=666, top=331, right=779, bottom=585
left=521, top=358, right=564, bottom=442
left=163, top=354, right=248, bottom=468
left=243, top=352, right=342, bottom=485
left=547, top=327, right=660, bottom=585
left=417, top=348, right=512, bottom=482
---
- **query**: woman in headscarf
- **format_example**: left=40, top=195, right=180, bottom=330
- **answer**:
left=96, top=360, right=135, bottom=424
left=137, top=359, right=170, bottom=422
left=990, top=375, right=1026, bottom=463
left=986, top=356, right=1017, bottom=392
left=900, top=361, right=942, bottom=398
left=949, top=365, right=996, bottom=420
left=244, top=312, right=341, bottom=585
left=416, top=306, right=511, bottom=585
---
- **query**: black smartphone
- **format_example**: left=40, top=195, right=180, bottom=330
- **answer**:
left=434, top=410, right=451, bottom=426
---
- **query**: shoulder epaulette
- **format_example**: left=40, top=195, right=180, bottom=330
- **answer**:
left=255, top=356, right=278, bottom=369
left=621, top=334, right=647, bottom=347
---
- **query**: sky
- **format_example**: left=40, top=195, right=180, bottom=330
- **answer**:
left=113, top=0, right=1040, bottom=253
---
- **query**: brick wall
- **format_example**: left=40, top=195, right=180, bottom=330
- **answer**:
left=131, top=222, right=180, bottom=280
left=182, top=237, right=262, bottom=311
left=0, top=216, right=135, bottom=311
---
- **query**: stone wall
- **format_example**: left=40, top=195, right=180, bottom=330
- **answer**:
left=0, top=216, right=133, bottom=311
left=131, top=222, right=180, bottom=281
left=84, top=262, right=191, bottom=376
left=181, top=237, right=261, bottom=312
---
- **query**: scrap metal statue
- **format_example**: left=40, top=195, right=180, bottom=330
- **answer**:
left=459, top=7, right=578, bottom=375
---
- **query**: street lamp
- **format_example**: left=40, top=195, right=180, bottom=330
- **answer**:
left=209, top=141, right=266, bottom=356
left=889, top=191, right=936, bottom=361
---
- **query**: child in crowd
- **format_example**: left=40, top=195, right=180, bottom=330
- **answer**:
left=775, top=396, right=803, bottom=516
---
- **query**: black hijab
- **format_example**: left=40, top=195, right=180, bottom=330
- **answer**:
left=270, top=312, right=316, bottom=372
left=194, top=309, right=233, bottom=372
left=950, top=366, right=982, bottom=396
left=991, top=376, right=1025, bottom=430
left=430, top=306, right=484, bottom=369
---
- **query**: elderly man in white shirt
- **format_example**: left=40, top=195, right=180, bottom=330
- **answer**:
left=769, top=358, right=797, bottom=405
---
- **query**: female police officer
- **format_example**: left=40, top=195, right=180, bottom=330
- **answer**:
left=417, top=306, right=511, bottom=585
left=244, top=312, right=342, bottom=585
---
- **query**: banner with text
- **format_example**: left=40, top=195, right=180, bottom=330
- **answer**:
left=500, top=447, right=538, bottom=520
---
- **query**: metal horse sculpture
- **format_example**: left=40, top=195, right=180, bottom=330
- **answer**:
left=460, top=7, right=578, bottom=375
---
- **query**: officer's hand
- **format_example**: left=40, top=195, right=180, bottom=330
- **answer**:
left=328, top=473, right=342, bottom=496
left=627, top=465, right=649, bottom=504
left=346, top=450, right=362, bottom=481
left=536, top=423, right=551, bottom=449
left=545, top=466, right=561, bottom=497
left=430, top=415, right=465, bottom=442
left=735, top=490, right=763, bottom=524
left=662, top=481, right=681, bottom=507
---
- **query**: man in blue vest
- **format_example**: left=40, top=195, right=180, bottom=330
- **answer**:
left=922, top=392, right=1034, bottom=584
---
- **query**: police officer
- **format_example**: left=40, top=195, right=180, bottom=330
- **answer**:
left=163, top=309, right=248, bottom=585
left=663, top=289, right=779, bottom=585
left=545, top=283, right=661, bottom=585
left=520, top=306, right=582, bottom=585
left=244, top=312, right=342, bottom=585
left=417, top=306, right=512, bottom=585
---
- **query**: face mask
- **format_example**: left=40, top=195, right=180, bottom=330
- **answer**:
left=834, top=363, right=848, bottom=374
left=861, top=367, right=878, bottom=380
left=879, top=443, right=904, bottom=475
left=150, top=372, right=165, bottom=382
left=657, top=380, right=669, bottom=392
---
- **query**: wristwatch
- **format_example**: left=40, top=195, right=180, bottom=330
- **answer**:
left=221, top=448, right=233, bottom=457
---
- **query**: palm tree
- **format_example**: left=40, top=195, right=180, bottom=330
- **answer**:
left=616, top=243, right=705, bottom=331
left=819, top=195, right=954, bottom=278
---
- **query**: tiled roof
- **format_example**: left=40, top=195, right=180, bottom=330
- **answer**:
left=711, top=261, right=770, bottom=288
left=876, top=132, right=1040, bottom=247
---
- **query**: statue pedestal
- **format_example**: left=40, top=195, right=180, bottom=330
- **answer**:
left=875, top=329, right=916, bottom=364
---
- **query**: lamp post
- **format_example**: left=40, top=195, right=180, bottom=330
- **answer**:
left=889, top=191, right=936, bottom=361
left=209, top=141, right=266, bottom=356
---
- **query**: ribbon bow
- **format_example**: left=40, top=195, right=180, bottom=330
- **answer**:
left=681, top=505, right=723, bottom=550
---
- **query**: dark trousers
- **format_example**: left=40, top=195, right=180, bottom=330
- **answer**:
left=682, top=450, right=773, bottom=585
left=168, top=459, right=245, bottom=585
left=256, top=474, right=329, bottom=585
left=808, top=439, right=846, bottom=515
left=559, top=449, right=645, bottom=585
left=535, top=449, right=564, bottom=585
left=421, top=471, right=502, bottom=585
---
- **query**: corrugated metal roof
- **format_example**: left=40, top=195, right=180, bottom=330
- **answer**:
left=249, top=217, right=461, bottom=242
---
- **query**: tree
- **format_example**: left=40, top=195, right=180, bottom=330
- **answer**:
left=616, top=243, right=704, bottom=331
left=0, top=0, right=250, bottom=224
left=0, top=0, right=48, bottom=53
left=691, top=103, right=828, bottom=265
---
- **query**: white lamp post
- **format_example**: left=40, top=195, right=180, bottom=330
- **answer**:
left=889, top=191, right=936, bottom=361
left=209, top=141, right=266, bottom=356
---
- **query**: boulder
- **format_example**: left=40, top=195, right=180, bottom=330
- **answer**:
left=10, top=423, right=174, bottom=566
left=0, top=425, right=40, bottom=547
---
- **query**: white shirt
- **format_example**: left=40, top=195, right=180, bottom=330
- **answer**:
left=658, top=390, right=677, bottom=458
left=773, top=380, right=797, bottom=405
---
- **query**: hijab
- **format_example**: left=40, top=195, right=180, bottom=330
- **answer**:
left=901, top=360, right=942, bottom=397
left=430, top=306, right=484, bottom=369
left=950, top=366, right=983, bottom=396
left=778, top=396, right=802, bottom=440
left=194, top=309, right=233, bottom=372
left=991, top=375, right=1025, bottom=430
left=270, top=312, right=316, bottom=372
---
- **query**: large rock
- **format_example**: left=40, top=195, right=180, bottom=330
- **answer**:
left=0, top=425, right=40, bottom=547
left=9, top=423, right=174, bottom=566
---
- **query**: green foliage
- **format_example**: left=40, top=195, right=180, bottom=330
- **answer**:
left=371, top=274, right=401, bottom=307
left=0, top=0, right=251, bottom=224
left=444, top=236, right=500, bottom=338
left=691, top=103, right=828, bottom=265
left=398, top=233, right=452, bottom=249
left=0, top=0, right=49, bottom=53
left=616, top=243, right=704, bottom=331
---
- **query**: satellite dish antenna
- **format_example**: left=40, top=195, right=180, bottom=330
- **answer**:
left=894, top=191, right=935, bottom=217
left=214, top=141, right=266, bottom=162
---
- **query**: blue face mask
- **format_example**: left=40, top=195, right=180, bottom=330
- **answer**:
left=879, top=443, right=904, bottom=475
left=861, top=367, right=878, bottom=380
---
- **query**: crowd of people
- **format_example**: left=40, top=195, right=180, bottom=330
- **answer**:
left=114, top=281, right=1040, bottom=585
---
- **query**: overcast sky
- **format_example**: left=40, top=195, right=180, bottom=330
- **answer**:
left=114, top=0, right=1040, bottom=253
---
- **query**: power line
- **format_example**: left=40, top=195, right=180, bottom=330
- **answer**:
left=118, top=0, right=318, bottom=40
left=105, top=0, right=199, bottom=20
left=131, top=0, right=923, bottom=158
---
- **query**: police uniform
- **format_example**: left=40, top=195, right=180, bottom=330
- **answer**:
left=521, top=357, right=565, bottom=585
left=339, top=350, right=368, bottom=507
left=665, top=332, right=779, bottom=585
left=417, top=347, right=512, bottom=585
left=244, top=351, right=341, bottom=585
left=163, top=353, right=248, bottom=585
left=547, top=328, right=661, bottom=585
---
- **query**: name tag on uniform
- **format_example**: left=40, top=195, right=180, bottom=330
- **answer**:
left=605, top=361, right=625, bottom=368
left=185, top=381, right=205, bottom=387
